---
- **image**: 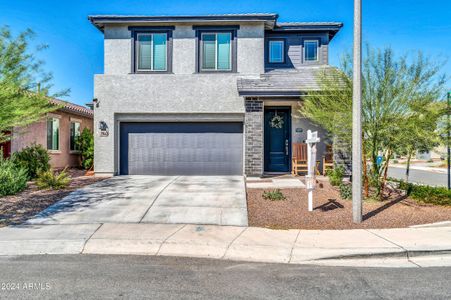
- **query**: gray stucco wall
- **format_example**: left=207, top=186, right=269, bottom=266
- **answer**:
left=94, top=22, right=265, bottom=174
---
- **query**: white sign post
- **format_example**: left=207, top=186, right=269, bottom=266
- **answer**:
left=306, top=130, right=320, bottom=212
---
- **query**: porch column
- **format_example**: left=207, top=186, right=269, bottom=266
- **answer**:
left=244, top=98, right=264, bottom=176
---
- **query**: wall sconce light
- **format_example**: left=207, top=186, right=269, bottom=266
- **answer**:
left=99, top=121, right=108, bottom=131
left=92, top=98, right=99, bottom=108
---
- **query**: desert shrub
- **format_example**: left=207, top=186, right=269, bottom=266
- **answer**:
left=0, top=156, right=28, bottom=196
left=262, top=189, right=286, bottom=201
left=12, top=143, right=50, bottom=179
left=326, top=164, right=345, bottom=186
left=76, top=128, right=94, bottom=170
left=36, top=168, right=71, bottom=190
left=395, top=179, right=451, bottom=206
left=339, top=183, right=352, bottom=200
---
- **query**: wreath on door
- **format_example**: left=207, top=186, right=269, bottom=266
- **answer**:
left=270, top=112, right=284, bottom=129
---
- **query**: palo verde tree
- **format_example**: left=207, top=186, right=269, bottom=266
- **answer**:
left=300, top=45, right=446, bottom=198
left=0, top=26, right=69, bottom=142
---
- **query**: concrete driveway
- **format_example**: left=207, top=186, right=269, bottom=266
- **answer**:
left=27, top=176, right=248, bottom=226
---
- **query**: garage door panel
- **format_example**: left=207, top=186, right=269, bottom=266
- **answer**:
left=120, top=122, right=243, bottom=175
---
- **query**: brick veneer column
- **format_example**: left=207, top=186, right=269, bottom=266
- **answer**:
left=244, top=98, right=264, bottom=176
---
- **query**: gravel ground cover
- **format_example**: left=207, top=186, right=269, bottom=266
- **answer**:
left=247, top=178, right=451, bottom=229
left=0, top=169, right=107, bottom=227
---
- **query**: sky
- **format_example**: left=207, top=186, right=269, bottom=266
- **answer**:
left=0, top=0, right=450, bottom=106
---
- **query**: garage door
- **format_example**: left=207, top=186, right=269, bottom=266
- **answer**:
left=120, top=122, right=243, bottom=175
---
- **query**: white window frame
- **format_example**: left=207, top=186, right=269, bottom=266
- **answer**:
left=304, top=40, right=319, bottom=62
left=69, top=121, right=81, bottom=152
left=47, top=117, right=60, bottom=152
left=268, top=40, right=285, bottom=63
left=200, top=32, right=232, bottom=71
left=136, top=32, right=168, bottom=72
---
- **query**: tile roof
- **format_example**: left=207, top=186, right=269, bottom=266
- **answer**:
left=237, top=66, right=340, bottom=97
left=49, top=98, right=93, bottom=118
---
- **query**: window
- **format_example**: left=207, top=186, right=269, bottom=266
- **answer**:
left=304, top=40, right=319, bottom=62
left=136, top=33, right=167, bottom=71
left=47, top=118, right=59, bottom=151
left=201, top=32, right=232, bottom=71
left=70, top=122, right=81, bottom=151
left=269, top=40, right=284, bottom=63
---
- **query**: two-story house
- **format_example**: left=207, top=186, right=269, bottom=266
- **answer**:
left=89, top=13, right=342, bottom=177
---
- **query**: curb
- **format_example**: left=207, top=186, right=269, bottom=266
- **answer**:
left=312, top=249, right=451, bottom=261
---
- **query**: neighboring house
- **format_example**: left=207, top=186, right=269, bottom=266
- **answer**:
left=2, top=99, right=93, bottom=169
left=89, top=13, right=342, bottom=176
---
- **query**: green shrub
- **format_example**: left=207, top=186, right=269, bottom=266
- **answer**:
left=339, top=183, right=352, bottom=200
left=395, top=179, right=451, bottom=206
left=326, top=164, right=345, bottom=186
left=262, top=189, right=286, bottom=201
left=76, top=128, right=94, bottom=170
left=0, top=156, right=28, bottom=196
left=36, top=168, right=71, bottom=190
left=12, top=143, right=50, bottom=179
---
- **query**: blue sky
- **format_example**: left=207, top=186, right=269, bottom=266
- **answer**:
left=0, top=0, right=450, bottom=106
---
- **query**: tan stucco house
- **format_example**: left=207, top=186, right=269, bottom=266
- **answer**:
left=1, top=99, right=93, bottom=169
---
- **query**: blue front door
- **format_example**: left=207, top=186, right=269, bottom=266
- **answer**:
left=264, top=107, right=291, bottom=172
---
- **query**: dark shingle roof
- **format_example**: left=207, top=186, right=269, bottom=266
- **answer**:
left=49, top=98, right=93, bottom=118
left=237, top=66, right=340, bottom=97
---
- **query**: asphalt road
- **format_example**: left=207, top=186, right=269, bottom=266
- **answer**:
left=388, top=167, right=446, bottom=187
left=0, top=255, right=450, bottom=299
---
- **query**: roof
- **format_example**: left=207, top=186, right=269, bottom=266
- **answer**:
left=88, top=13, right=279, bottom=31
left=49, top=98, right=93, bottom=118
left=273, top=22, right=343, bottom=39
left=237, top=66, right=340, bottom=97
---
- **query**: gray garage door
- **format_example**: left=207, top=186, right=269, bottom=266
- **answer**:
left=120, top=122, right=243, bottom=175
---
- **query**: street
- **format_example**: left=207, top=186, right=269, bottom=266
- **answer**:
left=0, top=255, right=450, bottom=299
left=388, top=166, right=446, bottom=187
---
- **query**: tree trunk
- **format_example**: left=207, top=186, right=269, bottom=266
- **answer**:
left=380, top=149, right=392, bottom=200
left=405, top=150, right=412, bottom=183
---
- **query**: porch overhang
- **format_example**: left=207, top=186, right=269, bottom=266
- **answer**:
left=237, top=66, right=338, bottom=98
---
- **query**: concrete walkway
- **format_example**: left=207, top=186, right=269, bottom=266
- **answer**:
left=1, top=224, right=450, bottom=267
left=246, top=176, right=306, bottom=189
left=26, top=175, right=248, bottom=226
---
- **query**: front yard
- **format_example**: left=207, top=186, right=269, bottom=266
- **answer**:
left=0, top=169, right=106, bottom=227
left=247, top=177, right=451, bottom=230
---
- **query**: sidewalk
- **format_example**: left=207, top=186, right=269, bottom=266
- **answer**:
left=1, top=223, right=450, bottom=267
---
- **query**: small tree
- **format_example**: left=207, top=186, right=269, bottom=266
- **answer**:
left=76, top=128, right=94, bottom=170
left=300, top=45, right=446, bottom=199
left=0, top=26, right=69, bottom=142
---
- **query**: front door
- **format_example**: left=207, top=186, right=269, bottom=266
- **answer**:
left=264, top=107, right=291, bottom=172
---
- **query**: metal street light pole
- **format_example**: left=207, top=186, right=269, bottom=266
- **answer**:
left=352, top=0, right=363, bottom=223
left=448, top=91, right=450, bottom=190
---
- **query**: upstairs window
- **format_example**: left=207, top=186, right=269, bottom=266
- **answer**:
left=70, top=122, right=81, bottom=151
left=136, top=33, right=167, bottom=71
left=201, top=32, right=232, bottom=71
left=269, top=40, right=284, bottom=63
left=304, top=40, right=319, bottom=62
left=47, top=117, right=60, bottom=151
